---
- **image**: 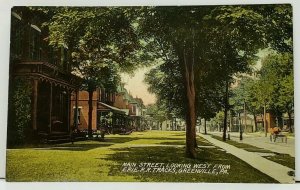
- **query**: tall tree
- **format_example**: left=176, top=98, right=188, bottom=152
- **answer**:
left=231, top=76, right=260, bottom=133
left=277, top=74, right=294, bottom=132
left=254, top=4, right=292, bottom=53
left=259, top=52, right=293, bottom=133
left=141, top=6, right=268, bottom=157
left=232, top=51, right=293, bottom=135
left=45, top=7, right=142, bottom=137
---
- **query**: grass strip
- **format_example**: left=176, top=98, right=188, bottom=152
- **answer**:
left=211, top=135, right=295, bottom=169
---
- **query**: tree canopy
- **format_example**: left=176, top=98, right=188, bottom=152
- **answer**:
left=37, top=7, right=145, bottom=137
left=140, top=5, right=278, bottom=157
left=31, top=5, right=293, bottom=157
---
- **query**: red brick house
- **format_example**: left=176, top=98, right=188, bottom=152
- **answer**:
left=70, top=85, right=146, bottom=134
left=7, top=8, right=81, bottom=145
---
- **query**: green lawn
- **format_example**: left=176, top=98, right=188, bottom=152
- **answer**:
left=211, top=135, right=295, bottom=169
left=6, top=131, right=278, bottom=182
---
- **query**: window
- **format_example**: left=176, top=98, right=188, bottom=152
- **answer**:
left=73, top=107, right=82, bottom=126
left=49, top=47, right=59, bottom=65
left=10, top=13, right=24, bottom=60
left=132, top=105, right=136, bottom=114
left=99, top=89, right=115, bottom=104
left=29, top=26, right=42, bottom=61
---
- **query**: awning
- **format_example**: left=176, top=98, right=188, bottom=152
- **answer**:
left=97, top=102, right=126, bottom=115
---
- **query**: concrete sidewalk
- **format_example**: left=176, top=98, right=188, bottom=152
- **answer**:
left=199, top=133, right=294, bottom=183
left=210, top=132, right=295, bottom=157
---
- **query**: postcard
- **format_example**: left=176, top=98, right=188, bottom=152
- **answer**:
left=6, top=4, right=294, bottom=183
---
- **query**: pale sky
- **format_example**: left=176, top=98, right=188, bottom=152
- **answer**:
left=121, top=67, right=156, bottom=105
left=254, top=48, right=272, bottom=70
left=120, top=48, right=270, bottom=106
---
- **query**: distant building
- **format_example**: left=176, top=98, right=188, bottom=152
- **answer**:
left=144, top=108, right=186, bottom=131
left=208, top=112, right=294, bottom=134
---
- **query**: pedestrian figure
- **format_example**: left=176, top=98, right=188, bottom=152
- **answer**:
left=270, top=127, right=281, bottom=142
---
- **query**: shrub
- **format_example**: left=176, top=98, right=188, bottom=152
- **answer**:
left=7, top=77, right=32, bottom=147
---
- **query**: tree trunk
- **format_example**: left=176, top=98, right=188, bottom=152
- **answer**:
left=263, top=104, right=267, bottom=137
left=204, top=118, right=207, bottom=134
left=174, top=35, right=197, bottom=158
left=88, top=89, right=94, bottom=138
left=253, top=113, right=257, bottom=132
left=287, top=111, right=293, bottom=133
left=239, top=112, right=243, bottom=140
left=244, top=100, right=247, bottom=134
left=160, top=122, right=162, bottom=130
left=184, top=71, right=196, bottom=158
left=183, top=47, right=197, bottom=159
left=229, top=111, right=232, bottom=132
left=223, top=80, right=229, bottom=141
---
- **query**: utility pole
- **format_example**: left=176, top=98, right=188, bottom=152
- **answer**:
left=223, top=80, right=229, bottom=141
left=239, top=112, right=243, bottom=141
left=264, top=104, right=267, bottom=137
left=244, top=99, right=247, bottom=135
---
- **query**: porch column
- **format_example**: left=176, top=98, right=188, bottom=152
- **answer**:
left=32, top=79, right=38, bottom=131
left=49, top=83, right=53, bottom=133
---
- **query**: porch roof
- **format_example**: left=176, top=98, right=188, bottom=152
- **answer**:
left=12, top=61, right=82, bottom=90
left=98, top=102, right=126, bottom=115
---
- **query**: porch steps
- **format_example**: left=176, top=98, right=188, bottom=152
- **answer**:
left=38, top=132, right=71, bottom=144
left=38, top=131, right=87, bottom=144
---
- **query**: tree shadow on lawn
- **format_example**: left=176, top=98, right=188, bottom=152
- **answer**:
left=8, top=135, right=142, bottom=150
left=158, top=141, right=185, bottom=145
left=104, top=136, right=140, bottom=143
left=138, top=137, right=186, bottom=141
left=157, top=137, right=212, bottom=146
left=168, top=132, right=186, bottom=137
left=9, top=140, right=114, bottom=151
left=102, top=146, right=278, bottom=183
left=263, top=153, right=295, bottom=169
left=105, top=136, right=186, bottom=144
left=33, top=143, right=113, bottom=151
left=158, top=136, right=213, bottom=146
